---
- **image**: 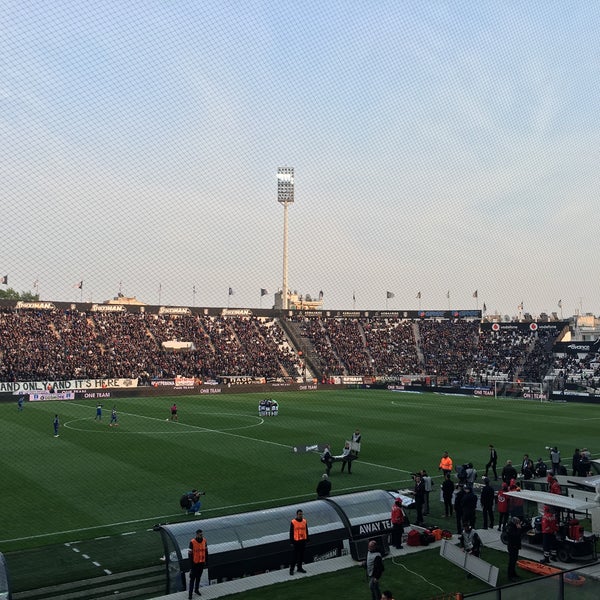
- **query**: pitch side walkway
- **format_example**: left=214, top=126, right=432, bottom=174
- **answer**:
left=152, top=527, right=600, bottom=600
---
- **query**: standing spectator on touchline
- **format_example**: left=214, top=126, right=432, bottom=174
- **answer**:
left=501, top=460, right=517, bottom=484
left=413, top=473, right=426, bottom=526
left=363, top=539, right=384, bottom=600
left=442, top=473, right=454, bottom=518
left=316, top=474, right=331, bottom=498
left=506, top=517, right=522, bottom=581
left=550, top=447, right=561, bottom=474
left=480, top=477, right=495, bottom=530
left=390, top=497, right=406, bottom=549
left=485, top=444, right=498, bottom=480
left=497, top=483, right=510, bottom=531
left=421, top=470, right=433, bottom=515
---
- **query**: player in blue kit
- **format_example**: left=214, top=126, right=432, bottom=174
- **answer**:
left=109, top=407, right=118, bottom=427
left=53, top=414, right=60, bottom=437
left=95, top=403, right=103, bottom=421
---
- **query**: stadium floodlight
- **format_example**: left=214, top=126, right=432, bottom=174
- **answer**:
left=277, top=167, right=294, bottom=310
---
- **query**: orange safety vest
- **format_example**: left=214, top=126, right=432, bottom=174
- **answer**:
left=291, top=518, right=308, bottom=541
left=439, top=456, right=453, bottom=471
left=190, top=537, right=207, bottom=563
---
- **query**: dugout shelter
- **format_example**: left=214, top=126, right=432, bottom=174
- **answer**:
left=155, top=499, right=347, bottom=592
left=154, top=490, right=396, bottom=594
left=325, top=489, right=394, bottom=560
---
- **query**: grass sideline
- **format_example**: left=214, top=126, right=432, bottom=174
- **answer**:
left=1, top=389, right=598, bottom=595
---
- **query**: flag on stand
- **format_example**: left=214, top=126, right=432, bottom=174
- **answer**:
left=416, top=291, right=421, bottom=299
left=446, top=290, right=450, bottom=299
left=558, top=299, right=562, bottom=308
left=318, top=290, right=324, bottom=300
left=1, top=275, right=7, bottom=285
left=228, top=287, right=234, bottom=296
left=73, top=280, right=83, bottom=289
left=260, top=288, right=268, bottom=297
left=352, top=291, right=356, bottom=302
left=473, top=290, right=478, bottom=298
left=482, top=302, right=487, bottom=313
left=518, top=301, right=524, bottom=311
left=386, top=291, right=395, bottom=299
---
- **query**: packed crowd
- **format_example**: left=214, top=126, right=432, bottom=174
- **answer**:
left=0, top=307, right=595, bottom=386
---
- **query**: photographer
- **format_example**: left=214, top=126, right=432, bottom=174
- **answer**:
left=180, top=489, right=206, bottom=515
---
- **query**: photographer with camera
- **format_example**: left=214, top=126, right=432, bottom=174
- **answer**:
left=180, top=488, right=206, bottom=516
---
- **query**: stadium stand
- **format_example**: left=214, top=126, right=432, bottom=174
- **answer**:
left=0, top=304, right=578, bottom=392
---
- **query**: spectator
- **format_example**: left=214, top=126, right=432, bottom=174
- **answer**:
left=497, top=483, right=509, bottom=531
left=501, top=460, right=517, bottom=484
left=480, top=477, right=495, bottom=530
left=390, top=498, right=406, bottom=549
left=505, top=517, right=522, bottom=581
left=316, top=474, right=331, bottom=498
left=461, top=485, right=478, bottom=528
left=413, top=474, right=426, bottom=526
left=485, top=444, right=498, bottom=480
left=363, top=539, right=384, bottom=600
left=441, top=473, right=454, bottom=518
left=421, top=469, right=433, bottom=515
left=521, top=454, right=534, bottom=480
left=550, top=447, right=561, bottom=474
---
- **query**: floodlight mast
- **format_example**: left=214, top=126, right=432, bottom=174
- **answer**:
left=277, top=167, right=294, bottom=310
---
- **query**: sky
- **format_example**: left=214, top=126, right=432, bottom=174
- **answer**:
left=1, top=1, right=599, bottom=318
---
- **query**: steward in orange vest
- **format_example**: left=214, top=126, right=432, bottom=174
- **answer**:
left=187, top=529, right=208, bottom=599
left=289, top=509, right=309, bottom=576
left=439, top=451, right=453, bottom=476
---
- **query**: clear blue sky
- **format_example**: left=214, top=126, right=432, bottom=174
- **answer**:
left=2, top=1, right=599, bottom=317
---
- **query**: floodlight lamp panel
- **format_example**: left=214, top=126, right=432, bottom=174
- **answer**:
left=277, top=167, right=295, bottom=204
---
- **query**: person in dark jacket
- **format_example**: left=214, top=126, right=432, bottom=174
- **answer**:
left=316, top=474, right=332, bottom=498
left=413, top=474, right=426, bottom=526
left=501, top=460, right=518, bottom=484
left=442, top=473, right=454, bottom=518
left=505, top=517, right=522, bottom=581
left=454, top=485, right=466, bottom=534
left=480, top=477, right=495, bottom=530
left=363, top=539, right=384, bottom=600
left=485, top=444, right=498, bottom=480
left=461, top=486, right=478, bottom=528
left=572, top=449, right=581, bottom=476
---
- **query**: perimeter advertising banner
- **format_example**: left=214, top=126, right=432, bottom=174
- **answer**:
left=1, top=378, right=138, bottom=393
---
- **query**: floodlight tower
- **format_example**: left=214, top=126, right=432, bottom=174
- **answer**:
left=277, top=167, right=294, bottom=310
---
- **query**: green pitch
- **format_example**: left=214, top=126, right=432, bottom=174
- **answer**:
left=0, top=389, right=597, bottom=594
